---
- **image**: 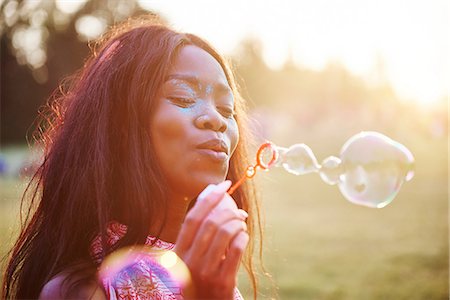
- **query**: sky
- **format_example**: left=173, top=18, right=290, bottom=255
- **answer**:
left=138, top=0, right=449, bottom=106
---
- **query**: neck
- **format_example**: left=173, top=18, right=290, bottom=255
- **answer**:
left=148, top=193, right=192, bottom=244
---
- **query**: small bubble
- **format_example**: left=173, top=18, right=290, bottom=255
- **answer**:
left=319, top=156, right=342, bottom=185
left=281, top=143, right=320, bottom=175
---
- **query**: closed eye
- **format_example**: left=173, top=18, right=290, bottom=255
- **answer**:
left=167, top=96, right=196, bottom=107
left=217, top=106, right=236, bottom=119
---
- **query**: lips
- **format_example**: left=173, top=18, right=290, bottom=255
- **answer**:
left=196, top=139, right=229, bottom=155
left=196, top=139, right=229, bottom=162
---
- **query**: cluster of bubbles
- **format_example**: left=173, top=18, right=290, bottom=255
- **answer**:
left=256, top=131, right=415, bottom=208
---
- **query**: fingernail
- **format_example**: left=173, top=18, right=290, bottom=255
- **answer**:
left=238, top=209, right=248, bottom=219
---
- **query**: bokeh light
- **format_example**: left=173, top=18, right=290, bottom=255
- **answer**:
left=98, top=247, right=192, bottom=297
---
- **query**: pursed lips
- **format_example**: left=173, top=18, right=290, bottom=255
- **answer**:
left=196, top=139, right=229, bottom=161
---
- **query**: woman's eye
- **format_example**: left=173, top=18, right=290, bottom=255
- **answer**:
left=218, top=106, right=235, bottom=119
left=167, top=97, right=196, bottom=107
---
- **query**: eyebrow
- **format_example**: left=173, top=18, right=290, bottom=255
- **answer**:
left=165, top=74, right=232, bottom=95
left=166, top=74, right=199, bottom=85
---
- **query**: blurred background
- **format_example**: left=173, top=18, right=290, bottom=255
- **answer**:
left=0, top=0, right=448, bottom=299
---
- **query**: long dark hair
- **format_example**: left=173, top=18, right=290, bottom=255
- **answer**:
left=2, top=16, right=263, bottom=299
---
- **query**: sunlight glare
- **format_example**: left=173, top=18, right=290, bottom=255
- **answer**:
left=138, top=0, right=449, bottom=106
left=56, top=0, right=88, bottom=14
left=75, top=15, right=107, bottom=41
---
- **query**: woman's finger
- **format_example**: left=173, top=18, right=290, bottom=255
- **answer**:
left=219, top=231, right=249, bottom=283
left=175, top=181, right=231, bottom=254
left=200, top=218, right=247, bottom=276
left=186, top=206, right=247, bottom=265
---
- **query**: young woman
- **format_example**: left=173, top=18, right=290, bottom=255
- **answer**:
left=2, top=17, right=262, bottom=299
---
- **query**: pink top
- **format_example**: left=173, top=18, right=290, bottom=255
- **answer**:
left=91, top=221, right=244, bottom=299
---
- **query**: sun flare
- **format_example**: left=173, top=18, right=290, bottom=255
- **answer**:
left=139, top=0, right=449, bottom=107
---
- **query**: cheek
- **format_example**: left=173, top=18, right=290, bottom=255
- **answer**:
left=154, top=114, right=185, bottom=141
left=228, top=121, right=240, bottom=156
left=151, top=107, right=191, bottom=169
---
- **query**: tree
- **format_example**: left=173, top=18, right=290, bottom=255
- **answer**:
left=0, top=0, right=157, bottom=144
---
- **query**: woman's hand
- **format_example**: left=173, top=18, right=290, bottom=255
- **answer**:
left=174, top=181, right=249, bottom=299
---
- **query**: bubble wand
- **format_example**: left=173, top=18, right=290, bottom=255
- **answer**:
left=227, top=142, right=276, bottom=195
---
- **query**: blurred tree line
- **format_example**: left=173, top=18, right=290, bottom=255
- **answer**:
left=1, top=0, right=151, bottom=144
left=1, top=0, right=447, bottom=146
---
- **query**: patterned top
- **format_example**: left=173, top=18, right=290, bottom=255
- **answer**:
left=91, top=221, right=244, bottom=299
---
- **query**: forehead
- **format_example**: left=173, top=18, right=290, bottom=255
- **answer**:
left=168, top=45, right=229, bottom=87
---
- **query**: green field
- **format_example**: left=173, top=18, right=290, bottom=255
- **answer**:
left=238, top=136, right=449, bottom=299
left=1, top=137, right=448, bottom=299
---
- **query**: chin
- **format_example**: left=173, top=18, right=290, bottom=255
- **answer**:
left=185, top=173, right=227, bottom=197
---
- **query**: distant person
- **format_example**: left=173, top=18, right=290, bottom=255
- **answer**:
left=3, top=16, right=262, bottom=299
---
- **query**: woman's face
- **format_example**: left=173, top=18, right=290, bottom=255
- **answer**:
left=151, top=45, right=239, bottom=199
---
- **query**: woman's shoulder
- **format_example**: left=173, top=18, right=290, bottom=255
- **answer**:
left=39, top=272, right=107, bottom=299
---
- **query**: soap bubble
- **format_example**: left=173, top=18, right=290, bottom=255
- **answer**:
left=98, top=247, right=193, bottom=297
left=338, top=131, right=414, bottom=208
left=319, top=156, right=342, bottom=185
left=234, top=131, right=414, bottom=208
left=281, top=143, right=320, bottom=175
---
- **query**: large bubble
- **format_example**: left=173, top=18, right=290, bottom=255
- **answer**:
left=337, top=131, right=414, bottom=208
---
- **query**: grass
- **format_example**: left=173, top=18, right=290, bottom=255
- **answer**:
left=0, top=136, right=448, bottom=299
left=236, top=135, right=448, bottom=299
left=0, top=177, right=26, bottom=285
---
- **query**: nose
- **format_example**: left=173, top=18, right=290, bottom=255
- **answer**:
left=194, top=105, right=227, bottom=133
